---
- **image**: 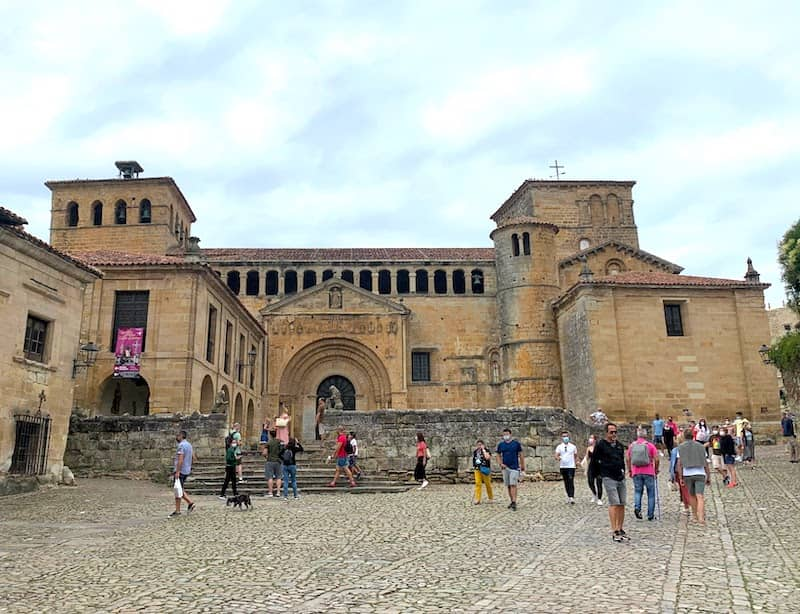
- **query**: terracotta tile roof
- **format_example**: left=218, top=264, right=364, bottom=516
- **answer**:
left=68, top=250, right=189, bottom=267
left=493, top=217, right=559, bottom=232
left=0, top=206, right=28, bottom=226
left=583, top=271, right=770, bottom=289
left=559, top=240, right=683, bottom=273
left=201, top=247, right=496, bottom=263
left=1, top=225, right=102, bottom=277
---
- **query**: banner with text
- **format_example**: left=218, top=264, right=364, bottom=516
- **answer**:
left=114, top=327, right=143, bottom=378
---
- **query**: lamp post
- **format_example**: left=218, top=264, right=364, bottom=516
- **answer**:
left=758, top=344, right=773, bottom=365
left=72, top=342, right=100, bottom=378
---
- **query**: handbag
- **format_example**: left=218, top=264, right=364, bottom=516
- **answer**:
left=173, top=477, right=183, bottom=499
left=479, top=465, right=492, bottom=476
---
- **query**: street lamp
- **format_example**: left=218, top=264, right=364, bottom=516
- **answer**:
left=72, top=342, right=99, bottom=378
left=758, top=344, right=773, bottom=365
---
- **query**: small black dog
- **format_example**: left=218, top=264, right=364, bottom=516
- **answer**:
left=226, top=494, right=253, bottom=510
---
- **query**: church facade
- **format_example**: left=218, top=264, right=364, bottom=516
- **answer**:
left=43, top=163, right=778, bottom=442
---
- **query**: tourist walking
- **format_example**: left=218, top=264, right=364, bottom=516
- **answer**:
left=261, top=429, right=282, bottom=497
left=707, top=426, right=728, bottom=482
left=328, top=426, right=357, bottom=488
left=555, top=431, right=578, bottom=504
left=663, top=416, right=678, bottom=457
left=275, top=406, right=291, bottom=445
left=218, top=439, right=239, bottom=500
left=676, top=428, right=712, bottom=525
left=496, top=428, right=525, bottom=511
left=260, top=419, right=271, bottom=444
left=719, top=426, right=738, bottom=487
left=227, top=422, right=244, bottom=483
left=694, top=419, right=711, bottom=453
left=669, top=433, right=691, bottom=516
left=626, top=426, right=659, bottom=521
left=414, top=432, right=430, bottom=489
left=348, top=432, right=363, bottom=479
left=742, top=422, right=756, bottom=467
left=583, top=435, right=604, bottom=505
left=733, top=412, right=748, bottom=459
left=471, top=439, right=494, bottom=504
left=590, top=423, right=628, bottom=542
left=281, top=437, right=304, bottom=499
left=170, top=430, right=195, bottom=517
left=781, top=410, right=798, bottom=462
left=652, top=413, right=665, bottom=452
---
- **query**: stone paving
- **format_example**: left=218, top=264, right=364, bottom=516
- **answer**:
left=0, top=447, right=798, bottom=613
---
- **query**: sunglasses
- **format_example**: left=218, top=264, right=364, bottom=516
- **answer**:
left=608, top=430, right=618, bottom=434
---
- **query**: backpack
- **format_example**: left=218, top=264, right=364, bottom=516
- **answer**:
left=630, top=442, right=650, bottom=467
left=344, top=440, right=354, bottom=455
left=281, top=446, right=294, bottom=464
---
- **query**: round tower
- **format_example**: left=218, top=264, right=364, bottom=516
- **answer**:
left=490, top=218, right=563, bottom=407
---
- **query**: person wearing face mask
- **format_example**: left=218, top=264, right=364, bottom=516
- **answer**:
left=555, top=431, right=579, bottom=504
left=170, top=430, right=196, bottom=518
left=694, top=419, right=710, bottom=449
left=496, top=428, right=525, bottom=511
left=583, top=435, right=604, bottom=505
left=707, top=425, right=727, bottom=483
left=471, top=440, right=494, bottom=504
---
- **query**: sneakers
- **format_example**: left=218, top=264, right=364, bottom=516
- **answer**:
left=418, top=480, right=429, bottom=490
left=590, top=496, right=597, bottom=504
left=723, top=476, right=730, bottom=485
left=238, top=479, right=246, bottom=484
left=618, top=530, right=630, bottom=541
left=647, top=515, right=654, bottom=521
left=510, top=501, right=517, bottom=511
left=568, top=497, right=575, bottom=505
left=597, top=498, right=604, bottom=506
left=613, top=533, right=624, bottom=543
left=349, top=480, right=357, bottom=488
left=634, top=509, right=643, bottom=519
left=168, top=511, right=180, bottom=518
left=187, top=503, right=195, bottom=513
left=727, top=482, right=737, bottom=488
left=218, top=495, right=226, bottom=501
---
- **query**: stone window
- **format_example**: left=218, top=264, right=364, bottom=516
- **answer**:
left=579, top=238, right=591, bottom=251
left=397, top=269, right=410, bottom=294
left=471, top=269, right=484, bottom=294
left=415, top=270, right=429, bottom=294
left=285, top=271, right=298, bottom=294
left=66, top=201, right=79, bottom=227
left=341, top=270, right=354, bottom=284
left=265, top=271, right=279, bottom=295
left=114, top=200, right=127, bottom=225
left=237, top=334, right=245, bottom=383
left=139, top=199, right=152, bottom=224
left=246, top=270, right=260, bottom=296
left=434, top=270, right=447, bottom=294
left=322, top=269, right=334, bottom=281
left=664, top=303, right=685, bottom=337
left=522, top=232, right=531, bottom=256
left=607, top=193, right=620, bottom=225
left=590, top=194, right=604, bottom=224
left=112, top=290, right=149, bottom=351
left=206, top=305, right=217, bottom=363
left=92, top=201, right=103, bottom=226
left=227, top=271, right=241, bottom=295
left=489, top=351, right=501, bottom=384
left=359, top=270, right=372, bottom=291
left=605, top=260, right=624, bottom=275
left=378, top=270, right=391, bottom=294
left=512, top=233, right=520, bottom=256
left=223, top=321, right=233, bottom=374
left=249, top=344, right=257, bottom=389
left=303, top=270, right=317, bottom=289
left=23, top=315, right=49, bottom=363
left=453, top=269, right=466, bottom=294
left=411, top=351, right=431, bottom=382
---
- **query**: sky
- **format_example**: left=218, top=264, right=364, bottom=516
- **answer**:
left=2, top=0, right=799, bottom=308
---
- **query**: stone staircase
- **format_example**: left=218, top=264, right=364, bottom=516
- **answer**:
left=185, top=441, right=414, bottom=496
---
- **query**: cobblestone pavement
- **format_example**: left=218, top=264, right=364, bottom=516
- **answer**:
left=1, top=447, right=798, bottom=613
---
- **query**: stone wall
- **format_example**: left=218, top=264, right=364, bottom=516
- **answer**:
left=64, top=412, right=227, bottom=479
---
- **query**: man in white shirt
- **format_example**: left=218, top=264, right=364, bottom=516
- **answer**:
left=555, top=430, right=579, bottom=504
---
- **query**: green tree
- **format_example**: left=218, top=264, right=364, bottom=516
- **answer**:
left=778, top=218, right=800, bottom=313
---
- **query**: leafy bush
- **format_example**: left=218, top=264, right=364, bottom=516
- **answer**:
left=768, top=331, right=800, bottom=371
left=779, top=218, right=800, bottom=313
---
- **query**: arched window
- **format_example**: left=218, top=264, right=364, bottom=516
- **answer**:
left=92, top=201, right=103, bottom=226
left=66, top=201, right=79, bottom=227
left=114, top=200, right=127, bottom=225
left=139, top=199, right=152, bottom=223
left=522, top=232, right=531, bottom=256
left=246, top=270, right=259, bottom=295
left=605, top=260, right=624, bottom=276
left=378, top=270, right=391, bottom=294
left=397, top=270, right=410, bottom=294
left=606, top=193, right=620, bottom=226
left=453, top=269, right=466, bottom=294
left=512, top=233, right=520, bottom=256
left=303, top=270, right=317, bottom=289
left=227, top=271, right=241, bottom=295
left=284, top=271, right=298, bottom=294
left=265, top=271, right=279, bottom=295
left=590, top=194, right=604, bottom=224
left=322, top=269, right=334, bottom=281
left=359, top=270, right=372, bottom=291
left=471, top=269, right=484, bottom=294
left=579, top=238, right=591, bottom=251
left=434, top=269, right=447, bottom=294
left=341, top=270, right=354, bottom=284
left=489, top=351, right=500, bottom=384
left=415, top=270, right=429, bottom=294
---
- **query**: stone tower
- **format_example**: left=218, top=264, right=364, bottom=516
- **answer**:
left=491, top=217, right=563, bottom=407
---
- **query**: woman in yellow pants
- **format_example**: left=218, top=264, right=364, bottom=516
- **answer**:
left=472, top=439, right=494, bottom=504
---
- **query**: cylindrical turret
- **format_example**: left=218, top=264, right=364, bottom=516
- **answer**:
left=490, top=218, right=563, bottom=407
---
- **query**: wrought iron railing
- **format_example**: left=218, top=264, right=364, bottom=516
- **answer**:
left=10, top=412, right=51, bottom=475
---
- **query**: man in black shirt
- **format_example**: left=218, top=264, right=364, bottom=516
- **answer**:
left=590, top=422, right=629, bottom=542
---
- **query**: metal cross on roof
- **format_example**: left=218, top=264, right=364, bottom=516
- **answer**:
left=549, top=159, right=565, bottom=180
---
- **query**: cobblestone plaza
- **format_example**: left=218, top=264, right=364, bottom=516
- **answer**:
left=1, top=447, right=798, bottom=613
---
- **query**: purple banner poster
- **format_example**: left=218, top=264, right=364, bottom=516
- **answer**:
left=114, top=327, right=143, bottom=378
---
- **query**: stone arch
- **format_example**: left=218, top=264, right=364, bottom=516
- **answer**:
left=589, top=194, right=604, bottom=225
left=66, top=201, right=79, bottom=227
left=279, top=337, right=393, bottom=439
left=471, top=269, right=484, bottom=294
left=98, top=375, right=150, bottom=416
left=139, top=199, right=152, bottom=223
left=606, top=193, right=620, bottom=226
left=233, top=393, right=243, bottom=427
left=605, top=259, right=625, bottom=275
left=92, top=200, right=103, bottom=226
left=246, top=270, right=259, bottom=296
left=199, top=375, right=215, bottom=412
left=227, top=271, right=241, bottom=295
left=246, top=399, right=255, bottom=441
left=114, top=199, right=127, bottom=225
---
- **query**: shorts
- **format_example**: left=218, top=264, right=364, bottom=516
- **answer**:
left=177, top=473, right=189, bottom=486
left=336, top=456, right=348, bottom=468
left=654, top=435, right=663, bottom=444
left=502, top=468, right=520, bottom=486
left=684, top=474, right=706, bottom=496
left=602, top=477, right=626, bottom=506
left=711, top=455, right=723, bottom=470
left=348, top=455, right=357, bottom=467
left=264, top=461, right=281, bottom=479
left=723, top=454, right=736, bottom=465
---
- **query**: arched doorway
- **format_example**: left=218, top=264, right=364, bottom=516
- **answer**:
left=316, top=376, right=356, bottom=410
left=199, top=375, right=215, bottom=413
left=246, top=399, right=255, bottom=441
left=233, top=393, right=243, bottom=428
left=99, top=376, right=150, bottom=416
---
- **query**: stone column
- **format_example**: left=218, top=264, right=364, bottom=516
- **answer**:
left=446, top=271, right=453, bottom=295
left=372, top=271, right=378, bottom=294
left=409, top=272, right=416, bottom=293
left=278, top=272, right=285, bottom=295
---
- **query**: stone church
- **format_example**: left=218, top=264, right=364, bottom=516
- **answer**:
left=42, top=162, right=777, bottom=443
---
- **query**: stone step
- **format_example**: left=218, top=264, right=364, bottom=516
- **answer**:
left=185, top=479, right=413, bottom=496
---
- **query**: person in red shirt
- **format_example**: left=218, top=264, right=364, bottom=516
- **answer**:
left=415, top=432, right=430, bottom=489
left=328, top=426, right=356, bottom=488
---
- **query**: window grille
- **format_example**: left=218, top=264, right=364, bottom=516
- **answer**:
left=10, top=413, right=51, bottom=475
